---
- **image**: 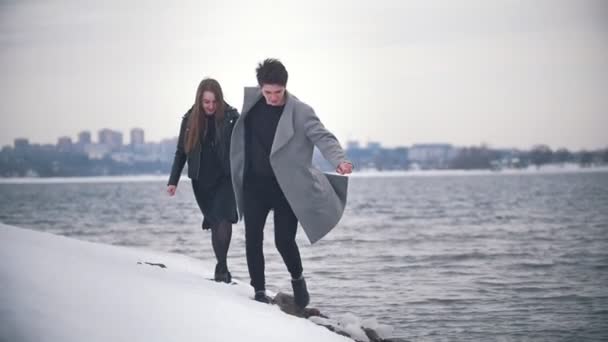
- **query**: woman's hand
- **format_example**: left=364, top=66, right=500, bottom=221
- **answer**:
left=167, top=185, right=177, bottom=196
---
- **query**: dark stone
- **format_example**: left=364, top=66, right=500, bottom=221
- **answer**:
left=137, top=261, right=167, bottom=269
left=363, top=327, right=382, bottom=342
left=272, top=292, right=404, bottom=342
left=273, top=292, right=327, bottom=319
left=303, top=307, right=326, bottom=319
left=317, top=324, right=353, bottom=339
left=273, top=292, right=306, bottom=317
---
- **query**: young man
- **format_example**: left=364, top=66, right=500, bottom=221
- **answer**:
left=230, top=59, right=352, bottom=307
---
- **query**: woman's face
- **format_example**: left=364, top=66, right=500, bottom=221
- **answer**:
left=202, top=91, right=217, bottom=115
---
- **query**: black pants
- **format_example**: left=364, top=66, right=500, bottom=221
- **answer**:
left=243, top=175, right=303, bottom=292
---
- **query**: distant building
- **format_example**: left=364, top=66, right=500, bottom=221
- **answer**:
left=73, top=131, right=92, bottom=153
left=110, top=152, right=134, bottom=163
left=408, top=143, right=455, bottom=169
left=78, top=131, right=92, bottom=145
left=132, top=143, right=163, bottom=162
left=14, top=138, right=29, bottom=150
left=367, top=141, right=382, bottom=152
left=378, top=147, right=409, bottom=170
left=39, top=144, right=56, bottom=152
left=130, top=128, right=145, bottom=146
left=346, top=140, right=360, bottom=150
left=84, top=144, right=112, bottom=160
left=14, top=138, right=31, bottom=155
left=98, top=129, right=123, bottom=151
left=344, top=141, right=409, bottom=171
left=159, top=138, right=178, bottom=163
left=57, top=136, right=73, bottom=152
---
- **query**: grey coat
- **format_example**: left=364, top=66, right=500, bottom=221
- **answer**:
left=230, top=87, right=349, bottom=244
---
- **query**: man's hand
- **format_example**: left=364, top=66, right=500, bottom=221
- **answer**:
left=336, top=162, right=353, bottom=175
left=167, top=185, right=177, bottom=196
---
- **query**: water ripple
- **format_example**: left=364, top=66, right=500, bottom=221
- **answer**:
left=1, top=172, right=608, bottom=341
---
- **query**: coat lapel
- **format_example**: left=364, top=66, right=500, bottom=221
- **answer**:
left=241, top=86, right=295, bottom=157
left=241, top=87, right=262, bottom=119
left=270, top=92, right=295, bottom=157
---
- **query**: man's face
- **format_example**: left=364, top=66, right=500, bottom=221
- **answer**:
left=261, top=84, right=286, bottom=106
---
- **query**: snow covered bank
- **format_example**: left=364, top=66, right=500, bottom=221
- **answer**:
left=0, top=224, right=354, bottom=342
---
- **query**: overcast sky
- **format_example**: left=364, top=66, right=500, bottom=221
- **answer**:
left=1, top=0, right=607, bottom=150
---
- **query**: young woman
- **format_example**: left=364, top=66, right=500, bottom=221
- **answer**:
left=167, top=78, right=239, bottom=283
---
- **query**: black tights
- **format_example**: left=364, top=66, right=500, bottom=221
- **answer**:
left=211, top=220, right=232, bottom=269
left=191, top=179, right=234, bottom=272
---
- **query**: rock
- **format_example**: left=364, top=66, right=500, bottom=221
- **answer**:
left=136, top=261, right=167, bottom=269
left=320, top=324, right=355, bottom=339
left=272, top=292, right=399, bottom=342
left=273, top=292, right=304, bottom=317
left=363, top=327, right=382, bottom=342
left=273, top=292, right=326, bottom=318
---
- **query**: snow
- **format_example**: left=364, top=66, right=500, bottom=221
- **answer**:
left=0, top=223, right=352, bottom=342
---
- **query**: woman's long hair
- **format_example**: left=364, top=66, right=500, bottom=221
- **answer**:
left=184, top=78, right=226, bottom=154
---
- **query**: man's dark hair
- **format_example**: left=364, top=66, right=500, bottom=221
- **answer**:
left=256, top=58, right=288, bottom=86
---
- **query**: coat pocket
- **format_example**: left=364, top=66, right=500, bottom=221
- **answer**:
left=309, top=167, right=329, bottom=196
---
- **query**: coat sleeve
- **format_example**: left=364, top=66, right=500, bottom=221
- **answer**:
left=167, top=114, right=189, bottom=186
left=302, top=105, right=350, bottom=169
left=222, top=110, right=240, bottom=174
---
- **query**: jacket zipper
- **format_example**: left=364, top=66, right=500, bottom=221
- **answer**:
left=195, top=141, right=201, bottom=179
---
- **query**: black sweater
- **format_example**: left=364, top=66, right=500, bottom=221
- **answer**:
left=245, top=98, right=285, bottom=178
left=198, top=115, right=223, bottom=188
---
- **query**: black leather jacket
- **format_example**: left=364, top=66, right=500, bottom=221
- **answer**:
left=167, top=106, right=240, bottom=186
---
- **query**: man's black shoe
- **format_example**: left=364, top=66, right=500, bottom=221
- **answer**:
left=291, top=276, right=310, bottom=308
left=254, top=291, right=272, bottom=304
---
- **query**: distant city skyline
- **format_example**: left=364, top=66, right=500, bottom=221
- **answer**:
left=1, top=0, right=607, bottom=150
left=6, top=126, right=605, bottom=153
left=4, top=126, right=605, bottom=178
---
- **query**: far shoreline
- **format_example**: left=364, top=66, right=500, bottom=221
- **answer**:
left=1, top=164, right=607, bottom=184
